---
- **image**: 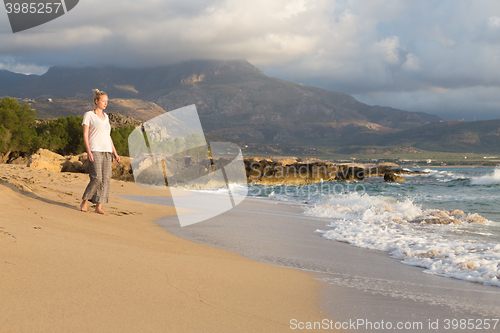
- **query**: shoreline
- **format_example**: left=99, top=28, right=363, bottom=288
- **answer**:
left=407, top=165, right=497, bottom=168
left=147, top=194, right=500, bottom=332
left=3, top=163, right=499, bottom=332
left=0, top=164, right=330, bottom=332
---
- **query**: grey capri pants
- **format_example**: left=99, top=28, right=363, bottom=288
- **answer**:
left=82, top=151, right=112, bottom=204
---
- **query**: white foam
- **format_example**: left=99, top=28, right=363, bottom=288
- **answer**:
left=414, top=168, right=461, bottom=182
left=470, top=167, right=500, bottom=185
left=309, top=192, right=500, bottom=287
left=190, top=183, right=248, bottom=196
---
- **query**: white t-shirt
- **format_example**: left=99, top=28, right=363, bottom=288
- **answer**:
left=82, top=111, right=113, bottom=152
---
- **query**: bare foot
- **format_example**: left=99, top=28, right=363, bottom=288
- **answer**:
left=80, top=200, right=88, bottom=212
left=95, top=204, right=106, bottom=215
left=95, top=208, right=106, bottom=215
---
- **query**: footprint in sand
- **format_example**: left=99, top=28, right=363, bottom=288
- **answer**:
left=0, top=228, right=17, bottom=241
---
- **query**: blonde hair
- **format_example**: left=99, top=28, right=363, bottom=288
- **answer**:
left=92, top=89, right=107, bottom=105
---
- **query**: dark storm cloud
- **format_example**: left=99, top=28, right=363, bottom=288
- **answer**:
left=1, top=0, right=500, bottom=119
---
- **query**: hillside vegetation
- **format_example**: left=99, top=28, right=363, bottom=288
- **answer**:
left=0, top=98, right=135, bottom=163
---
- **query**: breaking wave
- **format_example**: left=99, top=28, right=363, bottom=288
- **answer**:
left=308, top=192, right=500, bottom=287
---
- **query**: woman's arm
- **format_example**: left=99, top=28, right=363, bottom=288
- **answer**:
left=110, top=137, right=120, bottom=163
left=83, top=124, right=94, bottom=162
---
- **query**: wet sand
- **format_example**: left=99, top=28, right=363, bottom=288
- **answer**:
left=134, top=196, right=500, bottom=333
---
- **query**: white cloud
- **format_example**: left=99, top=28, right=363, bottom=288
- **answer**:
left=488, top=16, right=500, bottom=28
left=0, top=57, right=48, bottom=75
left=427, top=26, right=456, bottom=47
left=273, top=0, right=307, bottom=20
left=373, top=36, right=401, bottom=64
left=402, top=53, right=421, bottom=71
left=354, top=85, right=500, bottom=120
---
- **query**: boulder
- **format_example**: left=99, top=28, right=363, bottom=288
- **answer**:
left=61, top=153, right=89, bottom=173
left=245, top=158, right=338, bottom=185
left=27, top=149, right=66, bottom=172
left=26, top=149, right=132, bottom=181
left=384, top=172, right=405, bottom=182
left=0, top=152, right=8, bottom=164
left=336, top=164, right=366, bottom=181
left=378, top=162, right=400, bottom=168
left=9, top=156, right=29, bottom=165
left=112, top=156, right=134, bottom=181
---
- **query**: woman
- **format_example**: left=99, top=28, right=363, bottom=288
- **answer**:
left=80, top=89, right=120, bottom=215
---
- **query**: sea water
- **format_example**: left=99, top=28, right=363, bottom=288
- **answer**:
left=238, top=166, right=500, bottom=287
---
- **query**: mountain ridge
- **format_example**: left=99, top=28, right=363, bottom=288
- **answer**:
left=0, top=59, right=437, bottom=125
left=5, top=60, right=498, bottom=154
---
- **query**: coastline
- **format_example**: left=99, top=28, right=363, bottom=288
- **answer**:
left=3, top=163, right=499, bottom=332
left=150, top=195, right=500, bottom=333
left=0, top=164, right=330, bottom=332
left=408, top=165, right=497, bottom=168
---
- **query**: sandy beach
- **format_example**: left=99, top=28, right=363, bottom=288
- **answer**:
left=0, top=164, right=330, bottom=333
left=140, top=189, right=500, bottom=332
left=3, top=163, right=500, bottom=333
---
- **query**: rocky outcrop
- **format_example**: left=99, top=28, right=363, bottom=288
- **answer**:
left=61, top=153, right=89, bottom=173
left=384, top=172, right=405, bottom=182
left=246, top=160, right=336, bottom=185
left=111, top=156, right=134, bottom=182
left=22, top=150, right=427, bottom=186
left=7, top=155, right=28, bottom=165
left=246, top=159, right=369, bottom=185
left=377, top=162, right=400, bottom=168
left=26, top=149, right=133, bottom=181
left=181, top=73, right=205, bottom=85
left=244, top=157, right=428, bottom=185
left=107, top=112, right=142, bottom=128
left=27, top=149, right=67, bottom=172
left=27, top=149, right=90, bottom=173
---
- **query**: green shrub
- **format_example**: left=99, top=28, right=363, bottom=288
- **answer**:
left=0, top=98, right=37, bottom=155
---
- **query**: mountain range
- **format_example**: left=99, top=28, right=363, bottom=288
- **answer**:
left=1, top=60, right=499, bottom=154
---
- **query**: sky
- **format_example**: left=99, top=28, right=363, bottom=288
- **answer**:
left=1, top=0, right=500, bottom=120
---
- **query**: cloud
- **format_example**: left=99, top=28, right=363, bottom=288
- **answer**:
left=427, top=25, right=456, bottom=47
left=0, top=56, right=48, bottom=75
left=13, top=26, right=113, bottom=49
left=1, top=0, right=500, bottom=119
left=373, top=36, right=401, bottom=64
left=354, top=85, right=500, bottom=121
left=402, top=53, right=421, bottom=71
left=488, top=16, right=500, bottom=28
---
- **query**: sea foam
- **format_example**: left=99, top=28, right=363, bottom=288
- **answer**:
left=470, top=166, right=500, bottom=185
left=309, top=192, right=500, bottom=287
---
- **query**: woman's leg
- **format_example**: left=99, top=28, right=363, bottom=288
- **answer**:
left=95, top=152, right=112, bottom=215
left=82, top=152, right=104, bottom=210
